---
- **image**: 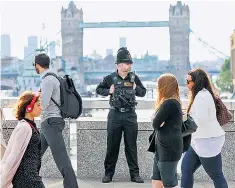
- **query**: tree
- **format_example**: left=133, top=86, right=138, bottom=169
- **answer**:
left=216, top=59, right=233, bottom=93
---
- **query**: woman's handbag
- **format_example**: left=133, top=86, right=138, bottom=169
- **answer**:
left=214, top=96, right=233, bottom=126
left=183, top=134, right=191, bottom=152
left=147, top=130, right=156, bottom=153
left=182, top=114, right=198, bottom=137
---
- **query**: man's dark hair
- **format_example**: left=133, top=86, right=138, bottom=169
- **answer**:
left=34, top=53, right=50, bottom=69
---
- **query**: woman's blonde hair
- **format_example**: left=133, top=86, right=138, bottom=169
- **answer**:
left=155, top=73, right=181, bottom=111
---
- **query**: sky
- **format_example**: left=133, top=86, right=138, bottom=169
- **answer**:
left=0, top=0, right=234, bottom=62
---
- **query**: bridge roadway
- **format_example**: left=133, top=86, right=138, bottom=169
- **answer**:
left=78, top=21, right=169, bottom=28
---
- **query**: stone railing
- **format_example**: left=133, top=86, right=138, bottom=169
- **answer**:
left=76, top=118, right=235, bottom=180
left=1, top=98, right=235, bottom=180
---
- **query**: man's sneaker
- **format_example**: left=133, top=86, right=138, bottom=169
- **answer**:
left=102, top=176, right=112, bottom=183
left=131, top=175, right=144, bottom=183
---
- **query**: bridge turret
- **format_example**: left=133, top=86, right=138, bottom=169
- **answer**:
left=61, top=1, right=84, bottom=91
left=169, top=1, right=190, bottom=85
left=169, top=5, right=173, bottom=16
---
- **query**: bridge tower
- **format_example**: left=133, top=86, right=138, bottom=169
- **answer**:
left=169, top=1, right=190, bottom=85
left=61, top=1, right=84, bottom=86
left=61, top=1, right=190, bottom=87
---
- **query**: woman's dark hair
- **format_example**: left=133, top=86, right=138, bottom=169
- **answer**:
left=13, top=91, right=38, bottom=120
left=187, top=68, right=217, bottom=113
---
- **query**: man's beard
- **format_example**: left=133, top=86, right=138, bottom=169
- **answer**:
left=35, top=67, right=40, bottom=74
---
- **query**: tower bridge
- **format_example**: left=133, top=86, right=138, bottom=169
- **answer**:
left=61, top=1, right=190, bottom=86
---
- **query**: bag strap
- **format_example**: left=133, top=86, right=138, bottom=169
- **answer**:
left=42, top=72, right=58, bottom=79
left=26, top=122, right=39, bottom=134
left=42, top=72, right=61, bottom=109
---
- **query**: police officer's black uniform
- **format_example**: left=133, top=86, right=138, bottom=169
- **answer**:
left=96, top=48, right=146, bottom=183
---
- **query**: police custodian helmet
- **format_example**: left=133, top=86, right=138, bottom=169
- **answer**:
left=116, top=47, right=133, bottom=64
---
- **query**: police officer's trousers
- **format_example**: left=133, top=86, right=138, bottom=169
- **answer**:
left=104, top=109, right=140, bottom=178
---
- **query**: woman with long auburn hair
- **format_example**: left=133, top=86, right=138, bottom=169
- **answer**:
left=152, top=73, right=183, bottom=188
left=181, top=68, right=228, bottom=188
left=155, top=73, right=181, bottom=110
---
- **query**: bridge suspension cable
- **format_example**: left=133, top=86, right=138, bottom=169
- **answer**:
left=189, top=29, right=230, bottom=59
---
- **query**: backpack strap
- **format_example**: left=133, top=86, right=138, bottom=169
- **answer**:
left=41, top=72, right=61, bottom=109
left=42, top=72, right=58, bottom=80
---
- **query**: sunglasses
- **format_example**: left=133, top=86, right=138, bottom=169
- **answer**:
left=186, top=79, right=193, bottom=84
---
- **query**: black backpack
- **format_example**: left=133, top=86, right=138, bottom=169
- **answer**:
left=43, top=73, right=83, bottom=119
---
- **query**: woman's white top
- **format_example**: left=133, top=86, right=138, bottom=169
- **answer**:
left=189, top=89, right=225, bottom=157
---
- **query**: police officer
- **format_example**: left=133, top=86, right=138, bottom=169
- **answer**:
left=96, top=47, right=146, bottom=183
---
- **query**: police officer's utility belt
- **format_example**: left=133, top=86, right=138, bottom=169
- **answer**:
left=110, top=106, right=135, bottom=113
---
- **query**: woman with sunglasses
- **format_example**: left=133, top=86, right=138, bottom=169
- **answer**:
left=0, top=91, right=45, bottom=188
left=181, top=68, right=228, bottom=188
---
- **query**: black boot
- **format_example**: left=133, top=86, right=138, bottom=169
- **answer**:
left=102, top=176, right=112, bottom=183
left=131, top=175, right=144, bottom=183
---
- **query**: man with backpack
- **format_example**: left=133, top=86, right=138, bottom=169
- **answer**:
left=96, top=47, right=146, bottom=183
left=33, top=53, right=79, bottom=188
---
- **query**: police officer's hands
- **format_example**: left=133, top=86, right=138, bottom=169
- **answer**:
left=109, top=85, right=115, bottom=94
